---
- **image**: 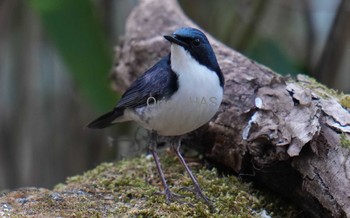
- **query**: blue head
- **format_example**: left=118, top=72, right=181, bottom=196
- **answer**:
left=164, top=27, right=224, bottom=86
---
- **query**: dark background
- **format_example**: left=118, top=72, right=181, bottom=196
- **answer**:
left=0, top=0, right=349, bottom=190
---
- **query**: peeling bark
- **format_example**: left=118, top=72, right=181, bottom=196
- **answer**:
left=111, top=0, right=350, bottom=217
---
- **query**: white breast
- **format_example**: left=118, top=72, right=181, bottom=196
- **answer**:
left=127, top=45, right=223, bottom=136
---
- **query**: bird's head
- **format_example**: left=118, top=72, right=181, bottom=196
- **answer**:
left=164, top=27, right=221, bottom=77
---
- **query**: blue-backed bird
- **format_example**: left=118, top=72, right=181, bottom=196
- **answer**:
left=87, top=27, right=224, bottom=209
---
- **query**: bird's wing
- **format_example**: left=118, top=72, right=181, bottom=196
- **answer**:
left=115, top=55, right=178, bottom=109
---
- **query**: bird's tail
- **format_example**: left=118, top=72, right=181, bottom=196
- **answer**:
left=86, top=109, right=123, bottom=129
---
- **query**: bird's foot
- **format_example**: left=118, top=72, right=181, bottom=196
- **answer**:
left=179, top=186, right=196, bottom=194
left=154, top=189, right=193, bottom=206
left=179, top=186, right=205, bottom=200
left=179, top=186, right=215, bottom=212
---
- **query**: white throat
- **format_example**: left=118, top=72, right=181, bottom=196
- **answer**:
left=169, top=44, right=222, bottom=99
left=170, top=45, right=201, bottom=76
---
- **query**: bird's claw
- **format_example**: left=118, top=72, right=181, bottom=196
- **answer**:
left=154, top=189, right=194, bottom=207
left=179, top=186, right=216, bottom=212
left=179, top=186, right=204, bottom=200
left=179, top=186, right=196, bottom=194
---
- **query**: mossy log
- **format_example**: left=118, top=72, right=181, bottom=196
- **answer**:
left=0, top=153, right=296, bottom=217
left=111, top=0, right=350, bottom=217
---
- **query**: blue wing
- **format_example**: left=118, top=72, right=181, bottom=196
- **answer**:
left=116, top=55, right=178, bottom=109
left=87, top=55, right=178, bottom=129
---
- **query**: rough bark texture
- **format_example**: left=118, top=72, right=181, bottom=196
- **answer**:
left=111, top=0, right=350, bottom=217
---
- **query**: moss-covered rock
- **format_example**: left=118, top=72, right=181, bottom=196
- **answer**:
left=0, top=150, right=297, bottom=217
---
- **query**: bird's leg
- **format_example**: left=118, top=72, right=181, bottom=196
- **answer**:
left=148, top=131, right=180, bottom=203
left=172, top=137, right=215, bottom=211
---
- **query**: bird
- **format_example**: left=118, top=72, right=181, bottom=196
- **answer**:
left=87, top=27, right=224, bottom=210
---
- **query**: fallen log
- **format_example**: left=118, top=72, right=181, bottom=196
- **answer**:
left=111, top=0, right=350, bottom=217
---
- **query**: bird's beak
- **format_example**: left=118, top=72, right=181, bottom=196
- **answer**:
left=164, top=35, right=188, bottom=48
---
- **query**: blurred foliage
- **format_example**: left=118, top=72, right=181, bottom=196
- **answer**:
left=246, top=37, right=297, bottom=75
left=28, top=0, right=348, bottom=113
left=179, top=0, right=303, bottom=77
left=28, top=0, right=117, bottom=112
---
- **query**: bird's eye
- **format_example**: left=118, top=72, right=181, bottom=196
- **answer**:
left=192, top=38, right=200, bottom=46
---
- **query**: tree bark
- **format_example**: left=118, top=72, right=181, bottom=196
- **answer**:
left=111, top=0, right=350, bottom=217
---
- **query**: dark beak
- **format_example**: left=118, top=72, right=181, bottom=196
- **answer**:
left=164, top=35, right=188, bottom=48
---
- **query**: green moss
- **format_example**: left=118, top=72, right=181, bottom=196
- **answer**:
left=60, top=151, right=297, bottom=217
left=339, top=95, right=350, bottom=109
left=0, top=151, right=297, bottom=217
left=340, top=133, right=350, bottom=149
left=295, top=74, right=350, bottom=109
left=296, top=74, right=341, bottom=99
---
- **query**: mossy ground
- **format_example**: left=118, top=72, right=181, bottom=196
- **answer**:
left=0, top=149, right=298, bottom=217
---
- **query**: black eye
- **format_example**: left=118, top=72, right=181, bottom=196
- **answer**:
left=192, top=38, right=200, bottom=46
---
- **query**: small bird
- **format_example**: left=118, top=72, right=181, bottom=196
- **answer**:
left=87, top=27, right=224, bottom=209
